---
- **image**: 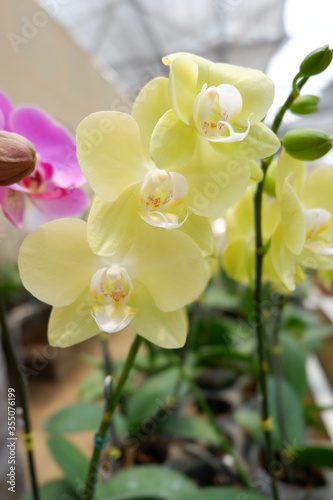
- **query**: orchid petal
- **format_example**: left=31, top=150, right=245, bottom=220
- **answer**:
left=11, top=106, right=85, bottom=187
left=168, top=55, right=199, bottom=124
left=0, top=188, right=25, bottom=228
left=0, top=91, right=14, bottom=131
left=212, top=122, right=280, bottom=160
left=48, top=290, right=100, bottom=347
left=76, top=112, right=149, bottom=201
left=150, top=109, right=197, bottom=169
left=276, top=150, right=305, bottom=201
left=126, top=220, right=207, bottom=312
left=270, top=223, right=296, bottom=291
left=302, top=167, right=333, bottom=240
left=132, top=77, right=170, bottom=160
left=280, top=177, right=306, bottom=255
left=209, top=63, right=275, bottom=126
left=131, top=280, right=187, bottom=349
left=87, top=186, right=139, bottom=257
left=181, top=213, right=215, bottom=256
left=184, top=138, right=250, bottom=217
left=222, top=237, right=254, bottom=284
left=18, top=219, right=100, bottom=307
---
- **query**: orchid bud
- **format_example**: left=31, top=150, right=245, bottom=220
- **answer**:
left=281, top=128, right=333, bottom=161
left=290, top=95, right=319, bottom=115
left=263, top=161, right=277, bottom=197
left=299, top=45, right=332, bottom=77
left=0, top=131, right=36, bottom=186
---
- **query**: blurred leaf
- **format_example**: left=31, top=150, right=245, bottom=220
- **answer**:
left=44, top=402, right=103, bottom=433
left=20, top=479, right=78, bottom=500
left=279, top=333, right=307, bottom=398
left=236, top=378, right=306, bottom=452
left=294, top=444, right=333, bottom=469
left=126, top=367, right=188, bottom=429
left=234, top=408, right=263, bottom=445
left=78, top=353, right=103, bottom=368
left=79, top=369, right=104, bottom=401
left=47, top=437, right=88, bottom=489
left=176, top=486, right=267, bottom=500
left=201, top=288, right=241, bottom=311
left=98, top=465, right=197, bottom=499
left=160, top=414, right=221, bottom=446
left=195, top=345, right=258, bottom=375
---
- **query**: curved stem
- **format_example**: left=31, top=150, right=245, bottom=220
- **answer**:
left=0, top=287, right=40, bottom=500
left=82, top=335, right=142, bottom=500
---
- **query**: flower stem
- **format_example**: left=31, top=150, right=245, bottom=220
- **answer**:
left=82, top=335, right=142, bottom=500
left=0, top=287, right=40, bottom=500
left=254, top=177, right=279, bottom=500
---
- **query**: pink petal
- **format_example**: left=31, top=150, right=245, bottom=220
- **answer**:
left=11, top=106, right=86, bottom=188
left=0, top=91, right=14, bottom=131
left=29, top=187, right=89, bottom=219
left=0, top=187, right=25, bottom=228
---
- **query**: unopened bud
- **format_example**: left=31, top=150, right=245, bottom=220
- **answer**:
left=281, top=128, right=333, bottom=161
left=290, top=95, right=319, bottom=115
left=0, top=131, right=36, bottom=186
left=299, top=45, right=333, bottom=78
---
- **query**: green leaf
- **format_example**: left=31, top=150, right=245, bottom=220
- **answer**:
left=175, top=486, right=267, bottom=500
left=47, top=436, right=88, bottom=488
left=236, top=378, right=306, bottom=452
left=234, top=408, right=263, bottom=445
left=20, top=479, right=78, bottom=500
left=294, top=444, right=333, bottom=469
left=98, top=465, right=197, bottom=499
left=279, top=334, right=307, bottom=398
left=126, top=367, right=188, bottom=429
left=195, top=345, right=258, bottom=375
left=160, top=414, right=221, bottom=446
left=44, top=402, right=103, bottom=433
left=79, top=369, right=104, bottom=401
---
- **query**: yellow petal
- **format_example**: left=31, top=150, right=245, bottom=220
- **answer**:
left=222, top=237, right=254, bottom=284
left=131, top=280, right=187, bottom=349
left=150, top=109, right=197, bottom=169
left=48, top=290, right=100, bottom=347
left=212, top=122, right=280, bottom=160
left=132, top=77, right=170, bottom=159
left=302, top=167, right=333, bottom=240
left=184, top=138, right=250, bottom=218
left=126, top=220, right=208, bottom=312
left=280, top=177, right=306, bottom=255
left=168, top=55, right=199, bottom=123
left=18, top=219, right=99, bottom=307
left=76, top=112, right=148, bottom=201
left=209, top=63, right=275, bottom=126
left=270, top=223, right=296, bottom=291
left=181, top=213, right=215, bottom=256
left=88, top=185, right=139, bottom=257
left=276, top=150, right=305, bottom=201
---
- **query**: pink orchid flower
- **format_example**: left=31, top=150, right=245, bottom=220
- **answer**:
left=0, top=91, right=88, bottom=229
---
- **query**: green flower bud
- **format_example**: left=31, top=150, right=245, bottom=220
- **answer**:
left=299, top=45, right=333, bottom=77
left=281, top=128, right=333, bottom=161
left=263, top=160, right=277, bottom=197
left=0, top=131, right=36, bottom=186
left=290, top=95, right=319, bottom=115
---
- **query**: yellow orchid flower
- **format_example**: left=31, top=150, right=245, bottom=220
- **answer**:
left=222, top=187, right=283, bottom=290
left=18, top=218, right=209, bottom=349
left=271, top=150, right=333, bottom=290
left=76, top=77, right=251, bottom=256
left=149, top=53, right=280, bottom=169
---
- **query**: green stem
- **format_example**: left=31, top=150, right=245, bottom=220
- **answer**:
left=254, top=175, right=279, bottom=500
left=82, top=335, right=142, bottom=500
left=271, top=77, right=308, bottom=136
left=0, top=287, right=40, bottom=500
left=179, top=365, right=252, bottom=489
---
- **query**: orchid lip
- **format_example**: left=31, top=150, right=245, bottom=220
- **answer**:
left=138, top=169, right=188, bottom=229
left=193, top=83, right=251, bottom=143
left=90, top=264, right=136, bottom=333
